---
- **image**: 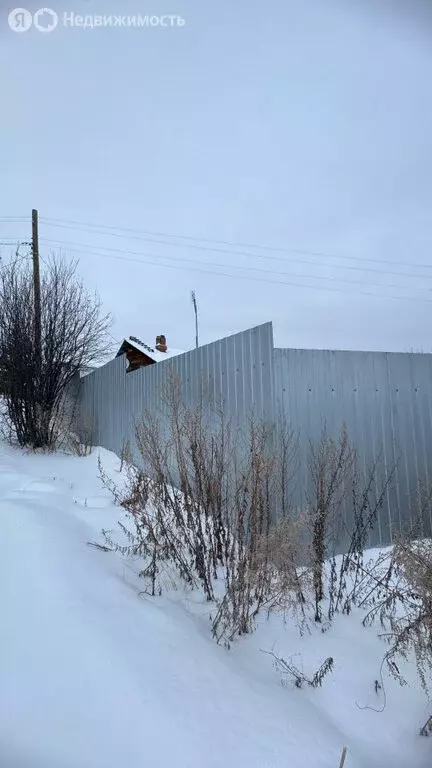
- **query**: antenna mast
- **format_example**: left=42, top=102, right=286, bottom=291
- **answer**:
left=191, top=290, right=199, bottom=350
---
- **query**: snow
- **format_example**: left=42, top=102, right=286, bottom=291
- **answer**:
left=0, top=443, right=430, bottom=768
left=150, top=347, right=186, bottom=362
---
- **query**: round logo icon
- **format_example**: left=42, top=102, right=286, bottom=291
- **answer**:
left=34, top=7, right=58, bottom=33
left=8, top=8, right=32, bottom=32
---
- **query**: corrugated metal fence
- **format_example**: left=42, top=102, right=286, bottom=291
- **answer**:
left=273, top=348, right=432, bottom=547
left=79, top=322, right=432, bottom=547
left=79, top=321, right=275, bottom=458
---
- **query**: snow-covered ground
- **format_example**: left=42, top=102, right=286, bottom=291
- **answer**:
left=0, top=443, right=430, bottom=768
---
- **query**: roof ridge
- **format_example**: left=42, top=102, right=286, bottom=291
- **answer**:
left=128, top=335, right=155, bottom=354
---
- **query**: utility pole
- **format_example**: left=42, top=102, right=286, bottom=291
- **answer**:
left=32, top=209, right=42, bottom=366
left=191, top=290, right=199, bottom=350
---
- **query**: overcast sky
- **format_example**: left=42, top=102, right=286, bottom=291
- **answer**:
left=1, top=0, right=432, bottom=354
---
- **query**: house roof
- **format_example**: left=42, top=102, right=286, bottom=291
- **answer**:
left=116, top=335, right=185, bottom=363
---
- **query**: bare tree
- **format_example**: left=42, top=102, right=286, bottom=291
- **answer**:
left=0, top=252, right=111, bottom=449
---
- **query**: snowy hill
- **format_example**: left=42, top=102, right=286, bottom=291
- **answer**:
left=0, top=445, right=430, bottom=768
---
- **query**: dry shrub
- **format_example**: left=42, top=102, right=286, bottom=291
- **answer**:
left=262, top=648, right=334, bottom=689
left=100, top=386, right=397, bottom=647
left=100, top=377, right=308, bottom=644
left=66, top=408, right=94, bottom=456
left=375, top=534, right=432, bottom=696
left=306, top=428, right=395, bottom=625
left=211, top=426, right=307, bottom=643
left=326, top=459, right=395, bottom=623
left=307, top=428, right=355, bottom=621
left=337, top=491, right=432, bottom=730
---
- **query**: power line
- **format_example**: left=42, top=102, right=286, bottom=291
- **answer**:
left=39, top=214, right=432, bottom=272
left=40, top=220, right=432, bottom=281
left=39, top=236, right=432, bottom=295
left=4, top=219, right=432, bottom=301
left=38, top=238, right=432, bottom=304
left=108, top=331, right=121, bottom=345
left=0, top=216, right=28, bottom=222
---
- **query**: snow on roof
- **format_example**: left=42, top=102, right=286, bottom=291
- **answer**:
left=118, top=336, right=186, bottom=363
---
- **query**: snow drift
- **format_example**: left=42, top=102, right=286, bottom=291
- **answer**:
left=0, top=444, right=430, bottom=768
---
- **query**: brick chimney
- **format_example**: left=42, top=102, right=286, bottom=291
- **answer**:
left=155, top=334, right=167, bottom=353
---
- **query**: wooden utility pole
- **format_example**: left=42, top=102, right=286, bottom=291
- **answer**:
left=32, top=209, right=42, bottom=364
left=191, top=290, right=199, bottom=350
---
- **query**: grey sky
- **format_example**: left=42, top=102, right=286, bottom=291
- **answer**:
left=1, top=0, right=432, bottom=354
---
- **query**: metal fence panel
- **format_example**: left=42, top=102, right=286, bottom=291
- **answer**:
left=79, top=322, right=275, bottom=462
left=273, top=347, right=432, bottom=547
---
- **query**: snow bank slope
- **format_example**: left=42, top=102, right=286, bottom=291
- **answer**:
left=0, top=445, right=429, bottom=768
